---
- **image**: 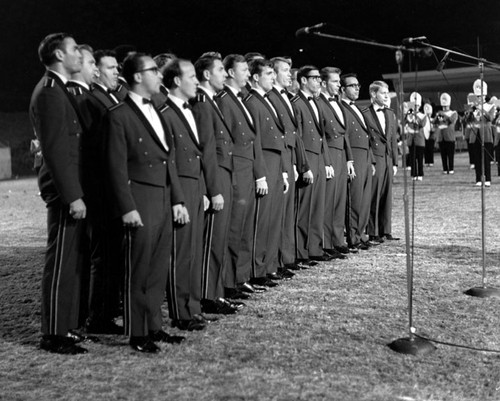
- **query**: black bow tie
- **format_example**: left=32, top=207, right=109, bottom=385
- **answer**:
left=237, top=92, right=244, bottom=98
left=263, top=93, right=270, bottom=99
left=308, top=96, right=314, bottom=101
left=183, top=102, right=192, bottom=110
left=108, top=88, right=115, bottom=94
left=142, top=98, right=153, bottom=105
left=328, top=97, right=336, bottom=102
left=376, top=108, right=385, bottom=112
left=280, top=89, right=287, bottom=94
left=350, top=101, right=355, bottom=106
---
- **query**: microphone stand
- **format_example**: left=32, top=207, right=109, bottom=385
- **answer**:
left=306, top=30, right=435, bottom=355
left=409, top=38, right=500, bottom=299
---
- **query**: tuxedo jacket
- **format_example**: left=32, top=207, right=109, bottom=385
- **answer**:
left=244, top=89, right=286, bottom=156
left=291, top=91, right=332, bottom=165
left=105, top=95, right=184, bottom=217
left=152, top=85, right=169, bottom=109
left=267, top=87, right=310, bottom=173
left=362, top=104, right=398, bottom=163
left=317, top=93, right=353, bottom=161
left=191, top=89, right=233, bottom=174
left=216, top=86, right=266, bottom=179
left=341, top=99, right=372, bottom=151
left=29, top=71, right=84, bottom=205
left=114, top=77, right=129, bottom=101
left=91, top=84, right=120, bottom=109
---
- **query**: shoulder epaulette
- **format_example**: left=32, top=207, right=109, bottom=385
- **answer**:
left=67, top=86, right=83, bottom=96
left=195, top=93, right=206, bottom=103
left=116, top=84, right=124, bottom=92
left=159, top=104, right=170, bottom=113
left=43, top=77, right=55, bottom=88
left=361, top=107, right=370, bottom=113
left=109, top=102, right=124, bottom=112
left=216, top=91, right=227, bottom=99
left=243, top=93, right=253, bottom=102
left=290, top=95, right=300, bottom=103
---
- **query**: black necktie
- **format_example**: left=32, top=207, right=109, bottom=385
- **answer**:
left=183, top=102, right=192, bottom=110
left=142, top=98, right=153, bottom=105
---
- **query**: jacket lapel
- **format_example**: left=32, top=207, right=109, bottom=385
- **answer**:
left=166, top=97, right=202, bottom=149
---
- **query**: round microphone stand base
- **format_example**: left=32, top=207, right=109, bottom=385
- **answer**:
left=464, top=286, right=500, bottom=298
left=387, top=336, right=436, bottom=356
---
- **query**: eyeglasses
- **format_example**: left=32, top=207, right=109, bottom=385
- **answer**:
left=345, top=83, right=361, bottom=89
left=306, top=75, right=322, bottom=82
left=137, top=66, right=160, bottom=74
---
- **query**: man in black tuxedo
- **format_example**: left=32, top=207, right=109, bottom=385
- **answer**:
left=105, top=52, right=188, bottom=353
left=340, top=73, right=375, bottom=250
left=93, top=50, right=121, bottom=107
left=292, top=66, right=334, bottom=262
left=362, top=81, right=398, bottom=242
left=318, top=67, right=354, bottom=255
left=30, top=32, right=88, bottom=354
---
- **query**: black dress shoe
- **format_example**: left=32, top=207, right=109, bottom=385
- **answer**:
left=369, top=236, right=385, bottom=243
left=334, top=245, right=350, bottom=254
left=130, top=336, right=160, bottom=353
left=201, top=298, right=238, bottom=314
left=323, top=249, right=347, bottom=259
left=364, top=240, right=380, bottom=247
left=267, top=272, right=283, bottom=280
left=171, top=319, right=206, bottom=331
left=309, top=254, right=334, bottom=262
left=227, top=299, right=246, bottom=309
left=67, top=330, right=100, bottom=343
left=296, top=259, right=319, bottom=266
left=149, top=330, right=185, bottom=344
left=383, top=234, right=400, bottom=240
left=352, top=242, right=369, bottom=250
left=85, top=319, right=124, bottom=335
left=278, top=267, right=295, bottom=278
left=224, top=287, right=251, bottom=300
left=284, top=263, right=301, bottom=271
left=238, top=282, right=267, bottom=293
left=40, top=335, right=88, bottom=355
left=250, top=277, right=279, bottom=287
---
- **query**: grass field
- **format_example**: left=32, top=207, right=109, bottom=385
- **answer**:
left=1, top=152, right=500, bottom=401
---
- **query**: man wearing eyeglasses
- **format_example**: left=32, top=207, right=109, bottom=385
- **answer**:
left=292, top=66, right=334, bottom=263
left=340, top=73, right=376, bottom=251
left=105, top=53, right=188, bottom=353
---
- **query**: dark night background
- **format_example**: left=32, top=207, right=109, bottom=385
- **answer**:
left=2, top=0, right=500, bottom=111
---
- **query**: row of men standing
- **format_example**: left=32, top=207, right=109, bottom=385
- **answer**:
left=30, top=33, right=399, bottom=355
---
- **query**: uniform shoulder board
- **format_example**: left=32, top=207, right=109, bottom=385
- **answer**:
left=290, top=95, right=300, bottom=103
left=68, top=86, right=83, bottom=96
left=43, top=77, right=55, bottom=88
left=361, top=106, right=369, bottom=113
left=116, top=84, right=124, bottom=92
left=108, top=102, right=124, bottom=112
left=216, top=91, right=227, bottom=99
left=159, top=104, right=170, bottom=113
left=243, top=93, right=253, bottom=102
left=195, top=93, right=206, bottom=103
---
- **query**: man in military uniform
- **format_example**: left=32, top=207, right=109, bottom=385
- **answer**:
left=30, top=33, right=87, bottom=354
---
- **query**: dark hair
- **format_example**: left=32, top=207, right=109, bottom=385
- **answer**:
left=340, top=73, right=358, bottom=88
left=38, top=32, right=73, bottom=66
left=297, top=65, right=318, bottom=83
left=320, top=67, right=342, bottom=82
left=154, top=53, right=177, bottom=71
left=122, top=52, right=147, bottom=86
left=244, top=52, right=265, bottom=63
left=222, top=54, right=246, bottom=71
left=94, top=49, right=117, bottom=66
left=163, top=58, right=190, bottom=89
left=270, top=57, right=292, bottom=73
left=194, top=54, right=222, bottom=82
left=248, top=58, right=273, bottom=78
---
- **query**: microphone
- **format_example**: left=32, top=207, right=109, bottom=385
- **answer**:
left=402, top=36, right=427, bottom=45
left=436, top=51, right=450, bottom=72
left=295, top=23, right=326, bottom=37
